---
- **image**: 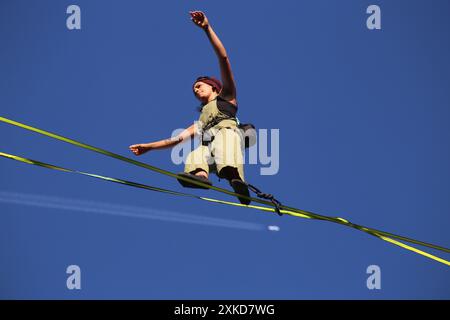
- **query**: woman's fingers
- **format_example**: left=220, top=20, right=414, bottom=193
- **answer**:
left=129, top=144, right=142, bottom=151
left=190, top=10, right=204, bottom=21
left=192, top=15, right=201, bottom=23
left=129, top=144, right=141, bottom=156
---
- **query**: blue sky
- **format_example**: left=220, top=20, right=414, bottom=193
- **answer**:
left=1, top=0, right=449, bottom=299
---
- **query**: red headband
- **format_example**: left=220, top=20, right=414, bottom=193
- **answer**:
left=193, top=76, right=222, bottom=93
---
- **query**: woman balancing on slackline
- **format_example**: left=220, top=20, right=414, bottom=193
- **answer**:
left=129, top=11, right=251, bottom=205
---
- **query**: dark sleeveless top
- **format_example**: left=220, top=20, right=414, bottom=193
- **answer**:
left=198, top=96, right=238, bottom=132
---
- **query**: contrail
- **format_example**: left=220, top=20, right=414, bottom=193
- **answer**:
left=0, top=191, right=264, bottom=231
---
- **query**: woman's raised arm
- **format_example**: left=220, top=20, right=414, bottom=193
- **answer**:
left=190, top=11, right=237, bottom=103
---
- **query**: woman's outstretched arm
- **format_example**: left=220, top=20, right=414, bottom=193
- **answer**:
left=129, top=124, right=196, bottom=156
left=190, top=11, right=237, bottom=103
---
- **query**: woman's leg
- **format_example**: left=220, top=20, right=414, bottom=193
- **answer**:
left=213, top=128, right=250, bottom=204
left=179, top=145, right=214, bottom=188
left=218, top=166, right=240, bottom=181
left=184, top=145, right=211, bottom=178
left=213, top=128, right=245, bottom=181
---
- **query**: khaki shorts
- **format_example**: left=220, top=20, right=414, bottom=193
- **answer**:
left=184, top=127, right=245, bottom=181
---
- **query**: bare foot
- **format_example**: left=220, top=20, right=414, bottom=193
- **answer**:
left=194, top=171, right=209, bottom=180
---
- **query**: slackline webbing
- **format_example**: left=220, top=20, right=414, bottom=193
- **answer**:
left=1, top=116, right=449, bottom=266
left=1, top=151, right=449, bottom=266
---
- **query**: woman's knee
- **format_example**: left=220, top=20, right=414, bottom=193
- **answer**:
left=218, top=166, right=241, bottom=181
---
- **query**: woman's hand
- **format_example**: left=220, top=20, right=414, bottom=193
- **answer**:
left=189, top=11, right=209, bottom=30
left=129, top=143, right=152, bottom=156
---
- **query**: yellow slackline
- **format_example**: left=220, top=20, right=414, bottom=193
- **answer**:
left=0, top=116, right=444, bottom=249
left=375, top=234, right=450, bottom=266
left=0, top=151, right=306, bottom=217
left=1, top=116, right=449, bottom=266
left=1, top=150, right=449, bottom=267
